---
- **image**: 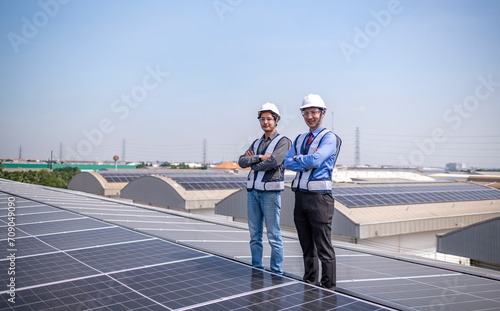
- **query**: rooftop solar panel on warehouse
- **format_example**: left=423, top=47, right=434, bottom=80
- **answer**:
left=171, top=176, right=248, bottom=190
left=99, top=171, right=296, bottom=191
left=169, top=175, right=296, bottom=191
left=332, top=183, right=500, bottom=207
left=99, top=171, right=228, bottom=183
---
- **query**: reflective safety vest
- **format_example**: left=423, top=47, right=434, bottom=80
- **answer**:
left=291, top=129, right=341, bottom=192
left=246, top=134, right=286, bottom=191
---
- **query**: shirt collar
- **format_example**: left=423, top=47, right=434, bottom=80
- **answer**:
left=309, top=126, right=325, bottom=136
left=262, top=131, right=279, bottom=141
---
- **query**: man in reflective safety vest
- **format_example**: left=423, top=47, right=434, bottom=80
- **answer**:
left=284, top=94, right=342, bottom=290
left=238, top=103, right=291, bottom=275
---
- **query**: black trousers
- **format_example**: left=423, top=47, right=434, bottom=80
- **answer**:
left=293, top=190, right=336, bottom=289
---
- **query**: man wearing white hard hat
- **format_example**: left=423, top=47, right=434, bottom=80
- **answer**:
left=238, top=103, right=291, bottom=275
left=284, top=94, right=342, bottom=290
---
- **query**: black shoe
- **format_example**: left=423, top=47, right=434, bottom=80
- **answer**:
left=319, top=283, right=336, bottom=291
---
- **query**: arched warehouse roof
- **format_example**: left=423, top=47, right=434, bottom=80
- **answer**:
left=120, top=174, right=247, bottom=211
left=67, top=171, right=127, bottom=196
left=67, top=169, right=230, bottom=197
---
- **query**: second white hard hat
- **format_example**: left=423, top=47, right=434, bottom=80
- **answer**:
left=300, top=94, right=327, bottom=110
left=258, top=102, right=280, bottom=117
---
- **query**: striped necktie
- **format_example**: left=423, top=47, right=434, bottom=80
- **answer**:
left=304, top=133, right=313, bottom=153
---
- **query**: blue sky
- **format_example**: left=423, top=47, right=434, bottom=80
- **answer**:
left=1, top=0, right=499, bottom=168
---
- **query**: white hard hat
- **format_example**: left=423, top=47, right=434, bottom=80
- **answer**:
left=258, top=102, right=280, bottom=117
left=300, top=94, right=327, bottom=110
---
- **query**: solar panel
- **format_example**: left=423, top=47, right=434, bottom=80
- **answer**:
left=332, top=183, right=500, bottom=207
left=100, top=171, right=150, bottom=183
left=69, top=239, right=203, bottom=273
left=98, top=170, right=231, bottom=183
left=110, top=256, right=293, bottom=309
left=1, top=252, right=100, bottom=288
left=170, top=175, right=248, bottom=191
left=14, top=210, right=82, bottom=224
left=0, top=185, right=393, bottom=311
left=0, top=204, right=55, bottom=216
left=36, top=227, right=152, bottom=251
left=1, top=275, right=159, bottom=310
left=0, top=237, right=58, bottom=257
left=190, top=281, right=346, bottom=310
left=15, top=218, right=113, bottom=236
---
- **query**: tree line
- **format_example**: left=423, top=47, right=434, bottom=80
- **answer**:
left=0, top=163, right=80, bottom=189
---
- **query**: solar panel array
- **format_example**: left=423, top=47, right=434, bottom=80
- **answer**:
left=0, top=184, right=391, bottom=310
left=99, top=171, right=151, bottom=183
left=3, top=181, right=500, bottom=310
left=171, top=176, right=248, bottom=190
left=99, top=171, right=248, bottom=190
left=99, top=171, right=297, bottom=191
left=171, top=175, right=297, bottom=191
left=332, top=183, right=500, bottom=207
left=98, top=171, right=214, bottom=183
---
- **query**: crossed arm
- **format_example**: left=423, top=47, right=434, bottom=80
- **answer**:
left=238, top=138, right=291, bottom=171
left=284, top=133, right=337, bottom=172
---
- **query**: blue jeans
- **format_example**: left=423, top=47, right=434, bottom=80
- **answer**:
left=247, top=190, right=284, bottom=274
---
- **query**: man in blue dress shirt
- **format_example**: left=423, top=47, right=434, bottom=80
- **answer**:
left=284, top=94, right=342, bottom=290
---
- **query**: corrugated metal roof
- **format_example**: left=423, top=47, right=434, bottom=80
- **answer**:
left=336, top=199, right=500, bottom=224
left=335, top=199, right=500, bottom=238
left=437, top=217, right=500, bottom=264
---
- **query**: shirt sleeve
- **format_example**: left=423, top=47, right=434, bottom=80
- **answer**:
left=295, top=132, right=338, bottom=169
left=284, top=138, right=305, bottom=172
left=250, top=137, right=291, bottom=171
left=237, top=141, right=260, bottom=168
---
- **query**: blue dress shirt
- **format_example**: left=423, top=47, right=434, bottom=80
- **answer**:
left=284, top=126, right=339, bottom=181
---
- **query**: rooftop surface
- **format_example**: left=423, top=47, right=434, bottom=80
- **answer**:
left=1, top=179, right=500, bottom=310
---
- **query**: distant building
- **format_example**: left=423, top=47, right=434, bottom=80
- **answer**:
left=212, top=162, right=248, bottom=174
left=185, top=162, right=203, bottom=168
left=446, top=162, right=466, bottom=171
left=1, top=159, right=20, bottom=163
left=468, top=174, right=500, bottom=189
